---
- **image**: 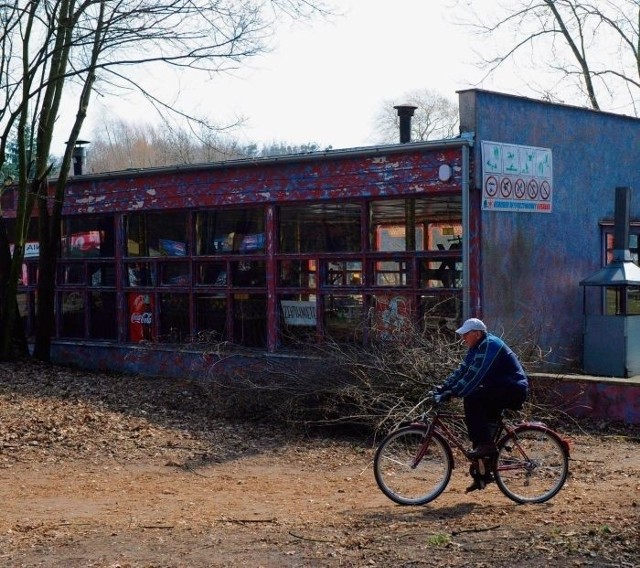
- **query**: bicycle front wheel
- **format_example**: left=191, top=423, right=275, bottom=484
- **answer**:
left=495, top=425, right=569, bottom=504
left=374, top=427, right=452, bottom=506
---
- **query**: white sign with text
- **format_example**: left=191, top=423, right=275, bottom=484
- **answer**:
left=281, top=301, right=317, bottom=326
left=481, top=141, right=553, bottom=213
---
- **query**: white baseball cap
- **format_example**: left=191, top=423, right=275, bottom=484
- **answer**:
left=455, top=318, right=487, bottom=334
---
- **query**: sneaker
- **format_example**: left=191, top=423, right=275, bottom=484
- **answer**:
left=465, top=478, right=486, bottom=493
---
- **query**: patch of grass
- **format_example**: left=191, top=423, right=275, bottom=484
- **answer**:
left=426, top=533, right=451, bottom=547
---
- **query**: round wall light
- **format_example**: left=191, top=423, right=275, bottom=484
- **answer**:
left=438, top=164, right=453, bottom=182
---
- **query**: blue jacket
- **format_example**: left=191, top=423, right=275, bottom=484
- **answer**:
left=442, top=333, right=529, bottom=397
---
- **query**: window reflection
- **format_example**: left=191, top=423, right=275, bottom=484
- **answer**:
left=159, top=293, right=189, bottom=343
left=62, top=216, right=115, bottom=258
left=195, top=295, right=227, bottom=342
left=606, top=231, right=639, bottom=265
left=420, top=294, right=462, bottom=328
left=126, top=212, right=187, bottom=257
left=279, top=203, right=361, bottom=253
left=373, top=260, right=409, bottom=286
left=325, top=294, right=363, bottom=342
left=233, top=294, right=267, bottom=347
left=90, top=292, right=117, bottom=339
left=126, top=262, right=155, bottom=287
left=159, top=261, right=190, bottom=286
left=195, top=208, right=265, bottom=255
left=420, top=259, right=462, bottom=288
left=325, top=261, right=362, bottom=286
left=59, top=263, right=85, bottom=285
left=88, top=264, right=116, bottom=287
left=60, top=291, right=85, bottom=338
left=196, top=262, right=227, bottom=286
left=16, top=193, right=467, bottom=348
left=231, top=260, right=266, bottom=287
left=279, top=260, right=316, bottom=288
left=370, top=198, right=462, bottom=253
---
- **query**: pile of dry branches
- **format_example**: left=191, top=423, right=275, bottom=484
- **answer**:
left=204, top=316, right=561, bottom=435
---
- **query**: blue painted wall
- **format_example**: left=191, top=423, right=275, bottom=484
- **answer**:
left=460, top=89, right=640, bottom=370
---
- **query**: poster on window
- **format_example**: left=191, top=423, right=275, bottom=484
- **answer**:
left=372, top=295, right=411, bottom=340
left=129, top=293, right=153, bottom=341
left=62, top=231, right=103, bottom=256
left=481, top=141, right=553, bottom=213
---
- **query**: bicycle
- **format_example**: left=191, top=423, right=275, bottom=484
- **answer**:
left=373, top=398, right=571, bottom=505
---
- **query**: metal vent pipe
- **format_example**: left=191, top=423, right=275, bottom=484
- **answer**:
left=71, top=140, right=90, bottom=175
left=394, top=104, right=418, bottom=143
left=613, top=186, right=632, bottom=262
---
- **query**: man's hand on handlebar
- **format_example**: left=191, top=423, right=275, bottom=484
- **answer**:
left=427, top=389, right=453, bottom=405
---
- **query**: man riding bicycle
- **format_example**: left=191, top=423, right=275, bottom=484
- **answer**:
left=434, top=318, right=529, bottom=462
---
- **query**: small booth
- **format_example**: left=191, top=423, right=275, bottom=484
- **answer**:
left=581, top=187, right=640, bottom=377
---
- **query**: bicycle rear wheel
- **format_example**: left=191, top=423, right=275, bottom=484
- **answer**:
left=494, top=425, right=569, bottom=504
left=374, top=427, right=452, bottom=505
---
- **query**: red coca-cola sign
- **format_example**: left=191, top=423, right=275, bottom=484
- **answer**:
left=129, top=293, right=153, bottom=341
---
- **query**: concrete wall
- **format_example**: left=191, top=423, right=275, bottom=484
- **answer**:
left=50, top=342, right=640, bottom=424
left=460, top=89, right=640, bottom=371
left=531, top=373, right=640, bottom=425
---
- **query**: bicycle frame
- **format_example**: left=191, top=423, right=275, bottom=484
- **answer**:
left=409, top=410, right=569, bottom=471
left=417, top=412, right=469, bottom=466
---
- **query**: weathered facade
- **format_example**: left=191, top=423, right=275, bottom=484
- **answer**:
left=9, top=141, right=472, bottom=362
left=459, top=90, right=640, bottom=371
left=6, top=90, right=640, bottom=390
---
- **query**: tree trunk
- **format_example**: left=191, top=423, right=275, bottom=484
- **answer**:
left=32, top=192, right=55, bottom=362
left=0, top=215, right=29, bottom=360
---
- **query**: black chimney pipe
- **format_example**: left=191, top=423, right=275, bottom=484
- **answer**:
left=71, top=140, right=90, bottom=175
left=394, top=104, right=418, bottom=143
left=613, top=186, right=632, bottom=262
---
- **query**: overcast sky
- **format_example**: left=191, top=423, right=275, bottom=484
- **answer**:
left=63, top=1, right=512, bottom=153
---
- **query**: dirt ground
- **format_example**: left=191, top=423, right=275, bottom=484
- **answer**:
left=0, top=362, right=638, bottom=568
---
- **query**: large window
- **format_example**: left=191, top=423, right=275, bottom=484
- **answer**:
left=195, top=208, right=264, bottom=255
left=58, top=215, right=116, bottom=341
left=604, top=227, right=639, bottom=265
left=159, top=293, right=189, bottom=343
left=15, top=192, right=463, bottom=350
left=126, top=212, right=188, bottom=257
left=62, top=216, right=115, bottom=258
left=279, top=203, right=361, bottom=253
left=371, top=199, right=424, bottom=252
left=195, top=295, right=227, bottom=342
left=60, top=291, right=85, bottom=338
left=280, top=260, right=317, bottom=288
left=276, top=196, right=463, bottom=346
left=370, top=197, right=461, bottom=253
left=90, top=292, right=117, bottom=339
left=602, top=224, right=640, bottom=315
left=233, top=294, right=267, bottom=347
left=324, top=293, right=364, bottom=342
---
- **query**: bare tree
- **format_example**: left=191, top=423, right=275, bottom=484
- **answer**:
left=87, top=118, right=327, bottom=172
left=373, top=89, right=459, bottom=144
left=87, top=118, right=246, bottom=172
left=0, top=0, right=333, bottom=361
left=458, top=0, right=640, bottom=114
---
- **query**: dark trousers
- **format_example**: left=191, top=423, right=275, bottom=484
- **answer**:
left=464, top=385, right=527, bottom=446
